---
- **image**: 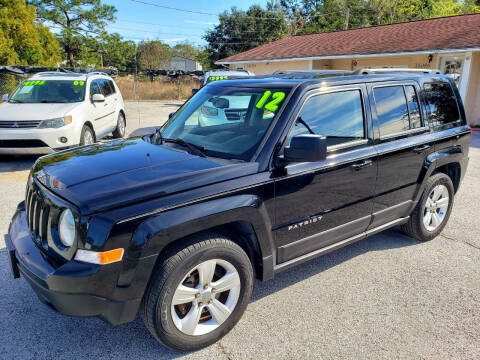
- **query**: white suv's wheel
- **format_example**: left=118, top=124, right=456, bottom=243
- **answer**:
left=141, top=233, right=253, bottom=351
left=112, top=112, right=126, bottom=138
left=80, top=125, right=95, bottom=145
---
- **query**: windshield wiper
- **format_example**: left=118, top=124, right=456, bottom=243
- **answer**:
left=164, top=138, right=207, bottom=158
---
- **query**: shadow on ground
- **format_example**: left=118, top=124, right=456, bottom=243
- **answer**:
left=0, top=229, right=417, bottom=359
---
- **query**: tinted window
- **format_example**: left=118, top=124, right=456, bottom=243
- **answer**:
left=99, top=79, right=112, bottom=96
left=405, top=85, right=422, bottom=129
left=90, top=80, right=102, bottom=97
left=107, top=80, right=116, bottom=94
left=288, top=90, right=364, bottom=147
left=423, top=82, right=460, bottom=128
left=374, top=86, right=410, bottom=136
left=9, top=80, right=85, bottom=103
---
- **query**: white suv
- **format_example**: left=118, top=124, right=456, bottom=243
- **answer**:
left=0, top=72, right=126, bottom=154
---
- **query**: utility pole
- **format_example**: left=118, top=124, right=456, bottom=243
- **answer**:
left=344, top=7, right=350, bottom=30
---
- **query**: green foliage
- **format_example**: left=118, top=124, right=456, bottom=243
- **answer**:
left=136, top=40, right=171, bottom=70
left=0, top=0, right=61, bottom=65
left=30, top=0, right=116, bottom=66
left=204, top=2, right=287, bottom=66
left=99, top=33, right=136, bottom=71
left=280, top=0, right=480, bottom=35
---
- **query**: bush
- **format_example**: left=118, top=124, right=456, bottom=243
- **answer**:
left=115, top=76, right=200, bottom=101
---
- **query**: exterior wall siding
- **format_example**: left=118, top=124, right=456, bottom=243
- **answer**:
left=465, top=52, right=480, bottom=126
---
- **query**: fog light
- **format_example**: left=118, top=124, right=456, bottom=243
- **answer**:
left=59, top=137, right=67, bottom=143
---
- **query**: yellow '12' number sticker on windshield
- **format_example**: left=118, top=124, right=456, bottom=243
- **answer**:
left=255, top=91, right=285, bottom=112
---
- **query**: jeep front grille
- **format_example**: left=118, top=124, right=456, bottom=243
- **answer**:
left=25, top=183, right=51, bottom=248
left=0, top=120, right=41, bottom=129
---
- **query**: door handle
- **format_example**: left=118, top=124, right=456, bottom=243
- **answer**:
left=104, top=103, right=108, bottom=106
left=412, top=144, right=431, bottom=153
left=350, top=159, right=373, bottom=171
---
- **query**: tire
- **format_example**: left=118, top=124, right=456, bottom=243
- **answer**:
left=112, top=112, right=126, bottom=138
left=141, top=232, right=254, bottom=351
left=79, top=125, right=95, bottom=145
left=401, top=172, right=454, bottom=241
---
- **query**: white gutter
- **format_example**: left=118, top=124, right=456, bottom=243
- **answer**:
left=215, top=47, right=480, bottom=64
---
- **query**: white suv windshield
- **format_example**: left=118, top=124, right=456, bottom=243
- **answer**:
left=10, top=80, right=86, bottom=103
left=161, top=85, right=290, bottom=161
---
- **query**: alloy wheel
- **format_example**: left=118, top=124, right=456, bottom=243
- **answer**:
left=423, top=184, right=449, bottom=231
left=171, top=259, right=241, bottom=336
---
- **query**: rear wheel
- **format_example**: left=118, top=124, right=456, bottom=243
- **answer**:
left=401, top=173, right=454, bottom=241
left=112, top=112, right=126, bottom=138
left=80, top=125, right=95, bottom=145
left=141, top=233, right=254, bottom=351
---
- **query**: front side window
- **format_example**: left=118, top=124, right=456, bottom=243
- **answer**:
left=161, top=86, right=291, bottom=160
left=287, top=89, right=365, bottom=148
left=9, top=80, right=86, bottom=103
left=423, top=82, right=461, bottom=129
left=99, top=79, right=113, bottom=96
left=90, top=80, right=102, bottom=97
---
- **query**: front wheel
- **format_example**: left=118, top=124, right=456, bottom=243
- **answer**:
left=141, top=233, right=254, bottom=351
left=79, top=125, right=95, bottom=145
left=401, top=173, right=454, bottom=241
left=112, top=112, right=126, bottom=138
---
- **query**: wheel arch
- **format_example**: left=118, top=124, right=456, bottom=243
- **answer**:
left=129, top=195, right=276, bottom=282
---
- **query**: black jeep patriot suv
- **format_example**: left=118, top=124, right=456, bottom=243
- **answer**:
left=6, top=70, right=470, bottom=351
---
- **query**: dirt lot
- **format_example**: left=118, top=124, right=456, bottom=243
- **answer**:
left=0, top=102, right=479, bottom=359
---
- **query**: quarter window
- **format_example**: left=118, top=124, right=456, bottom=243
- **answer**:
left=288, top=90, right=365, bottom=148
left=423, top=82, right=461, bottom=128
left=374, top=85, right=423, bottom=137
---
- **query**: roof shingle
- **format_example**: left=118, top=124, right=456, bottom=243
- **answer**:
left=217, top=14, right=480, bottom=63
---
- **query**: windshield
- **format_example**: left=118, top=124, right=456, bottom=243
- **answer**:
left=9, top=80, right=86, bottom=103
left=161, top=85, right=290, bottom=161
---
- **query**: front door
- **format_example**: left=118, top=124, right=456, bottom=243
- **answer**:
left=273, top=85, right=378, bottom=264
left=89, top=79, right=113, bottom=135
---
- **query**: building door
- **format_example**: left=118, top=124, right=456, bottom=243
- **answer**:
left=439, top=55, right=464, bottom=86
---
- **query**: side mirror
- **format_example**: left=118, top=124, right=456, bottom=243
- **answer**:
left=92, top=93, right=105, bottom=102
left=284, top=134, right=327, bottom=163
left=2, top=94, right=9, bottom=102
left=168, top=112, right=175, bottom=119
left=191, top=88, right=199, bottom=95
left=210, top=97, right=229, bottom=109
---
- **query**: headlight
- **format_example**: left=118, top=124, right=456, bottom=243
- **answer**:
left=59, top=209, right=75, bottom=247
left=38, top=115, right=72, bottom=128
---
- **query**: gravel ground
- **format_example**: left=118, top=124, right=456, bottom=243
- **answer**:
left=0, top=104, right=478, bottom=359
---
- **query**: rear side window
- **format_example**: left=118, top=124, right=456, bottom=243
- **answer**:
left=373, top=85, right=423, bottom=137
left=423, top=82, right=461, bottom=129
left=288, top=89, right=365, bottom=148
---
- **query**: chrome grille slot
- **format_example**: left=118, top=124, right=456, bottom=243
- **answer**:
left=0, top=120, right=41, bottom=129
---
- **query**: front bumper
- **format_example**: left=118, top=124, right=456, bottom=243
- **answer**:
left=0, top=125, right=78, bottom=154
left=6, top=209, right=142, bottom=325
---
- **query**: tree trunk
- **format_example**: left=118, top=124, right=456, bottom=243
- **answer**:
left=68, top=50, right=75, bottom=67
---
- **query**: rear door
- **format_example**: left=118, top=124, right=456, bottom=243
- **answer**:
left=368, top=81, right=435, bottom=228
left=273, top=85, right=378, bottom=264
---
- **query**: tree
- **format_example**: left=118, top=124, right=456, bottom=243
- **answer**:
left=204, top=3, right=287, bottom=66
left=30, top=0, right=116, bottom=67
left=0, top=0, right=61, bottom=65
left=99, top=33, right=136, bottom=71
left=136, top=40, right=171, bottom=70
left=170, top=42, right=200, bottom=60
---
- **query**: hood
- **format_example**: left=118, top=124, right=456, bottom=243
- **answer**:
left=33, top=138, right=258, bottom=214
left=0, top=102, right=80, bottom=121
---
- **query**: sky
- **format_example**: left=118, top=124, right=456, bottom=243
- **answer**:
left=103, top=0, right=270, bottom=47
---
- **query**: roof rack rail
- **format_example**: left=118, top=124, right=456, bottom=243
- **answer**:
left=353, top=68, right=441, bottom=75
left=87, top=71, right=109, bottom=77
